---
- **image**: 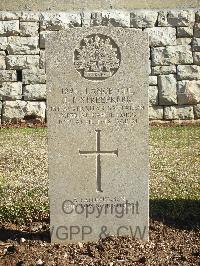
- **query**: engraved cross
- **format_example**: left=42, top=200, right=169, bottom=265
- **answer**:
left=79, top=130, right=118, bottom=192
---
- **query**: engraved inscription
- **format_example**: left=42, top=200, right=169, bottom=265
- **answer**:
left=49, top=86, right=146, bottom=128
left=79, top=130, right=118, bottom=192
left=74, top=34, right=121, bottom=80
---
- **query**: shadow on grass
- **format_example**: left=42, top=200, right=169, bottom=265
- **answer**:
left=150, top=199, right=200, bottom=230
left=0, top=226, right=51, bottom=242
left=0, top=199, right=199, bottom=242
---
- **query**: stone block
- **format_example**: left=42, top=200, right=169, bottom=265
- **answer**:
left=0, top=51, right=6, bottom=69
left=2, top=100, right=46, bottom=122
left=196, top=11, right=200, bottom=22
left=22, top=69, right=46, bottom=84
left=164, top=106, right=194, bottom=120
left=0, top=20, right=19, bottom=36
left=177, top=26, right=193, bottom=37
left=0, top=37, right=8, bottom=50
left=39, top=31, right=48, bottom=49
left=149, top=76, right=157, bottom=85
left=152, top=45, right=193, bottom=66
left=194, top=104, right=200, bottom=119
left=152, top=65, right=176, bottom=75
left=23, top=84, right=46, bottom=100
left=149, top=106, right=163, bottom=120
left=20, top=22, right=39, bottom=37
left=0, top=82, right=22, bottom=100
left=39, top=50, right=45, bottom=69
left=130, top=11, right=158, bottom=28
left=91, top=11, right=130, bottom=27
left=7, top=36, right=39, bottom=54
left=81, top=11, right=91, bottom=27
left=20, top=12, right=40, bottom=22
left=158, top=74, right=177, bottom=105
left=90, top=12, right=103, bottom=26
left=176, top=38, right=192, bottom=45
left=192, top=38, right=200, bottom=52
left=177, top=65, right=200, bottom=80
left=149, top=86, right=158, bottom=106
left=101, top=10, right=130, bottom=27
left=40, top=12, right=81, bottom=30
left=0, top=11, right=20, bottom=20
left=6, top=55, right=40, bottom=69
left=194, top=52, right=200, bottom=65
left=0, top=70, right=17, bottom=81
left=158, top=10, right=195, bottom=26
left=177, top=80, right=200, bottom=104
left=194, top=23, right=200, bottom=37
left=144, top=27, right=176, bottom=47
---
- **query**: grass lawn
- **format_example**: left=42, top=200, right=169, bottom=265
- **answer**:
left=0, top=126, right=199, bottom=225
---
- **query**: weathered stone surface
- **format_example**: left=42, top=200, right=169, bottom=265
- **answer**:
left=149, top=106, right=163, bottom=120
left=149, top=86, right=158, bottom=106
left=192, top=38, right=200, bottom=52
left=0, top=70, right=17, bottom=81
left=40, top=12, right=81, bottom=30
left=158, top=10, right=195, bottom=26
left=0, top=0, right=199, bottom=10
left=0, top=101, right=2, bottom=123
left=144, top=27, right=176, bottom=47
left=152, top=65, right=176, bottom=75
left=23, top=84, right=46, bottom=100
left=0, top=51, right=6, bottom=69
left=194, top=23, right=200, bottom=38
left=164, top=106, right=194, bottom=120
left=177, top=26, right=193, bottom=37
left=177, top=80, right=200, bottom=104
left=196, top=11, right=200, bottom=23
left=0, top=82, right=22, bottom=100
left=20, top=11, right=40, bottom=22
left=0, top=11, right=20, bottom=20
left=20, top=22, right=39, bottom=37
left=0, top=37, right=7, bottom=50
left=149, top=76, right=157, bottom=85
left=7, top=36, right=39, bottom=54
left=22, top=69, right=46, bottom=84
left=39, top=31, right=50, bottom=49
left=152, top=45, right=193, bottom=66
left=130, top=11, right=158, bottom=28
left=194, top=52, right=200, bottom=65
left=91, top=11, right=134, bottom=28
left=194, top=104, right=200, bottom=119
left=158, top=74, right=177, bottom=105
left=98, top=10, right=130, bottom=27
left=148, top=60, right=151, bottom=75
left=6, top=55, right=40, bottom=69
left=39, top=50, right=45, bottom=69
left=2, top=100, right=46, bottom=122
left=176, top=38, right=192, bottom=45
left=80, top=11, right=91, bottom=27
left=177, top=65, right=200, bottom=80
left=0, top=20, right=19, bottom=36
left=47, top=28, right=149, bottom=243
left=90, top=12, right=102, bottom=26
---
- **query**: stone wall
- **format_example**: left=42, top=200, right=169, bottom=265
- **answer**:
left=0, top=9, right=200, bottom=123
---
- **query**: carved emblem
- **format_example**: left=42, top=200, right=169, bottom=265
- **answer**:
left=74, top=34, right=121, bottom=80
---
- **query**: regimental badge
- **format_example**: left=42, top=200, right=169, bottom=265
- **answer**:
left=74, top=34, right=121, bottom=80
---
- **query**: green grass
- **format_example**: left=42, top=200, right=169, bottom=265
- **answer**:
left=0, top=126, right=199, bottom=225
